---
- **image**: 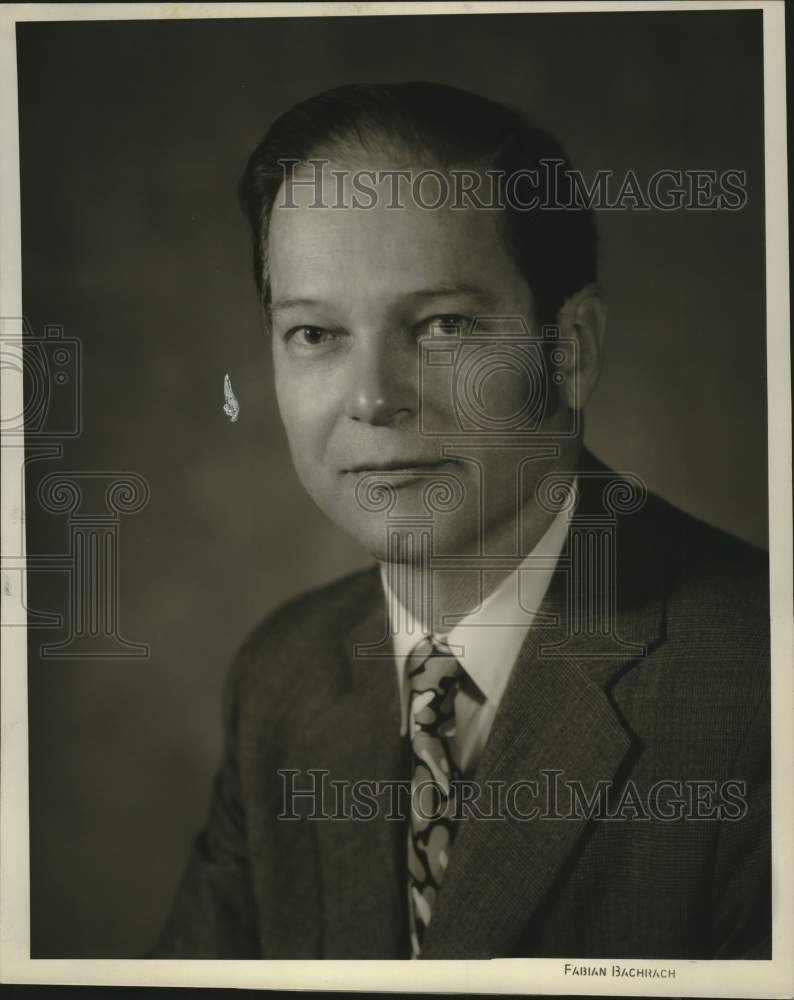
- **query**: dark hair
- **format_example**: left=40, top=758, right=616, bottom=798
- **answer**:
left=239, top=81, right=597, bottom=325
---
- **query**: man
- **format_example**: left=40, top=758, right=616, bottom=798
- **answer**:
left=154, top=83, right=770, bottom=959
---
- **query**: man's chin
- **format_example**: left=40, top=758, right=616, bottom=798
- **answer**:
left=334, top=513, right=475, bottom=566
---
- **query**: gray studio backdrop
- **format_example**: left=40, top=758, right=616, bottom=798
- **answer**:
left=17, top=10, right=766, bottom=957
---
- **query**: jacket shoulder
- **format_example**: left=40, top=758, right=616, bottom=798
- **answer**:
left=579, top=449, right=767, bottom=614
left=637, top=493, right=769, bottom=711
left=612, top=489, right=770, bottom=766
left=225, top=565, right=381, bottom=724
left=648, top=492, right=768, bottom=615
left=241, top=564, right=380, bottom=656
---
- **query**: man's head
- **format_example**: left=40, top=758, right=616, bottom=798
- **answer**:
left=240, top=82, right=605, bottom=561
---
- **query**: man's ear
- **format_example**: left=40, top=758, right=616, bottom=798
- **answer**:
left=555, top=283, right=606, bottom=411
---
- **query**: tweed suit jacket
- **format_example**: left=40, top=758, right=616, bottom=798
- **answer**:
left=154, top=451, right=771, bottom=960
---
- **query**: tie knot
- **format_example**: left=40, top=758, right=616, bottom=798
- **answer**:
left=407, top=634, right=462, bottom=709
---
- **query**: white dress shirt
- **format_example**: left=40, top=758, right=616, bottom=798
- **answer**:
left=380, top=480, right=576, bottom=774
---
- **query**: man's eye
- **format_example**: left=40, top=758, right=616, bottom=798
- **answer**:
left=287, top=325, right=335, bottom=348
left=425, top=314, right=471, bottom=335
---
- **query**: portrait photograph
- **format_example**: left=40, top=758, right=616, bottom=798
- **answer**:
left=0, top=2, right=791, bottom=995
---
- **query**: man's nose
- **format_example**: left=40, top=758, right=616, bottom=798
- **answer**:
left=344, top=339, right=414, bottom=426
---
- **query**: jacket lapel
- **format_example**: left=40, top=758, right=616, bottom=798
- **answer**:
left=419, top=601, right=634, bottom=958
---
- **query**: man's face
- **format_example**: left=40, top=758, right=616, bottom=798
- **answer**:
left=268, top=163, right=570, bottom=562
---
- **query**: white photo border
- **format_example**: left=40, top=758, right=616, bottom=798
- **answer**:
left=1, top=2, right=791, bottom=995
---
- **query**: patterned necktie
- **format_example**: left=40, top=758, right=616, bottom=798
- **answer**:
left=406, top=634, right=464, bottom=958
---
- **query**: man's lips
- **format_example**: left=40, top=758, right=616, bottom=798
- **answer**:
left=343, top=459, right=451, bottom=474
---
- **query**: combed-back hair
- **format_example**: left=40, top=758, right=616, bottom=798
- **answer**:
left=239, top=81, right=597, bottom=324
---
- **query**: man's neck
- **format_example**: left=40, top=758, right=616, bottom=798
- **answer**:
left=382, top=447, right=581, bottom=636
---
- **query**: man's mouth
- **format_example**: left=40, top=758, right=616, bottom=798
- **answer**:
left=344, top=459, right=451, bottom=475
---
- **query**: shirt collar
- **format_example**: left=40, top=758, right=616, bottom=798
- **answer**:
left=381, top=477, right=576, bottom=725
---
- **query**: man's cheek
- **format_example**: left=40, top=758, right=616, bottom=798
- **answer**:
left=478, top=368, right=535, bottom=422
left=284, top=414, right=336, bottom=490
left=288, top=449, right=330, bottom=514
left=278, top=390, right=321, bottom=447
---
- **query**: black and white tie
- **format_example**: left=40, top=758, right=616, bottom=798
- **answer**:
left=405, top=635, right=464, bottom=958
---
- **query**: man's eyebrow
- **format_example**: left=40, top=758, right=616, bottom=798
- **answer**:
left=269, top=297, right=324, bottom=315
left=406, top=283, right=490, bottom=302
left=269, top=284, right=490, bottom=316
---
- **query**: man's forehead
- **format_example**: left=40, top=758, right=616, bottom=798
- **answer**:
left=267, top=203, right=516, bottom=312
left=266, top=158, right=529, bottom=312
